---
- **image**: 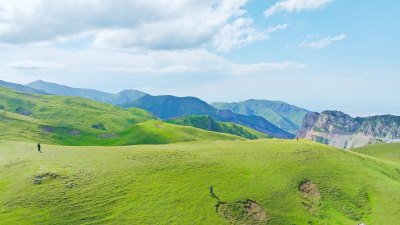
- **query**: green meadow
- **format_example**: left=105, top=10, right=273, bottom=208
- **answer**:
left=1, top=139, right=400, bottom=224
left=353, top=143, right=400, bottom=164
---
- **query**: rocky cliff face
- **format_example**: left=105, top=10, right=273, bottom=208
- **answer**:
left=296, top=112, right=320, bottom=137
left=297, top=111, right=400, bottom=149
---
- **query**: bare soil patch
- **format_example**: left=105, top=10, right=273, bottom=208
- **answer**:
left=298, top=180, right=320, bottom=201
left=32, top=173, right=60, bottom=184
left=216, top=199, right=268, bottom=224
left=245, top=200, right=268, bottom=221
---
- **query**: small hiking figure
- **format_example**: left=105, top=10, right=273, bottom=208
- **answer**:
left=37, top=143, right=41, bottom=152
left=209, top=185, right=213, bottom=195
left=296, top=136, right=299, bottom=141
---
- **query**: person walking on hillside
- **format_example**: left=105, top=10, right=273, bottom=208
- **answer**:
left=209, top=185, right=213, bottom=195
left=37, top=143, right=41, bottom=152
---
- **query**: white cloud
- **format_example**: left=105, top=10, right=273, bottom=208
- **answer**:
left=95, top=65, right=201, bottom=74
left=230, top=61, right=306, bottom=75
left=0, top=0, right=273, bottom=52
left=5, top=60, right=63, bottom=70
left=88, top=49, right=304, bottom=75
left=264, top=0, right=334, bottom=17
left=267, top=23, right=290, bottom=33
left=0, top=47, right=304, bottom=77
left=299, top=34, right=346, bottom=49
left=212, top=19, right=289, bottom=52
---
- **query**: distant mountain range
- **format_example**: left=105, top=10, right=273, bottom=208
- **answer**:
left=0, top=80, right=49, bottom=95
left=297, top=110, right=400, bottom=149
left=212, top=99, right=309, bottom=134
left=26, top=80, right=146, bottom=105
left=1, top=79, right=308, bottom=138
left=121, top=95, right=294, bottom=139
left=2, top=78, right=400, bottom=149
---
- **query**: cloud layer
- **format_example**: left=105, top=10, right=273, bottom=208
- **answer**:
left=0, top=0, right=286, bottom=52
left=5, top=60, right=63, bottom=70
left=264, top=0, right=334, bottom=17
left=299, top=34, right=346, bottom=49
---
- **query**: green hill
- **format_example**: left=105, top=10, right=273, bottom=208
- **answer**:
left=111, top=120, right=244, bottom=145
left=0, top=86, right=243, bottom=145
left=122, top=95, right=294, bottom=139
left=352, top=143, right=400, bottom=163
left=0, top=139, right=399, bottom=224
left=165, top=115, right=271, bottom=139
left=26, top=80, right=147, bottom=105
left=212, top=99, right=310, bottom=134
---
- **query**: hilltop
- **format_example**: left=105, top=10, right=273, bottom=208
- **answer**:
left=0, top=80, right=49, bottom=95
left=212, top=99, right=309, bottom=134
left=297, top=110, right=400, bottom=149
left=1, top=139, right=399, bottom=224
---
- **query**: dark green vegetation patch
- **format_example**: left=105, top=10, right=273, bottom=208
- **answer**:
left=15, top=106, right=33, bottom=116
left=91, top=122, right=106, bottom=130
left=314, top=136, right=329, bottom=144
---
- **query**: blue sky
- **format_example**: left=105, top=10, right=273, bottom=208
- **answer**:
left=0, top=0, right=399, bottom=116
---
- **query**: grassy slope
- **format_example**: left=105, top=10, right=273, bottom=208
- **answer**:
left=164, top=115, right=270, bottom=139
left=1, top=139, right=399, bottom=224
left=0, top=86, right=243, bottom=145
left=111, top=120, right=245, bottom=145
left=0, top=86, right=154, bottom=130
left=352, top=143, right=400, bottom=163
left=0, top=113, right=242, bottom=146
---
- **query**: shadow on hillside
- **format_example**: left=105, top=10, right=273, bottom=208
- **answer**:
left=210, top=193, right=220, bottom=201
